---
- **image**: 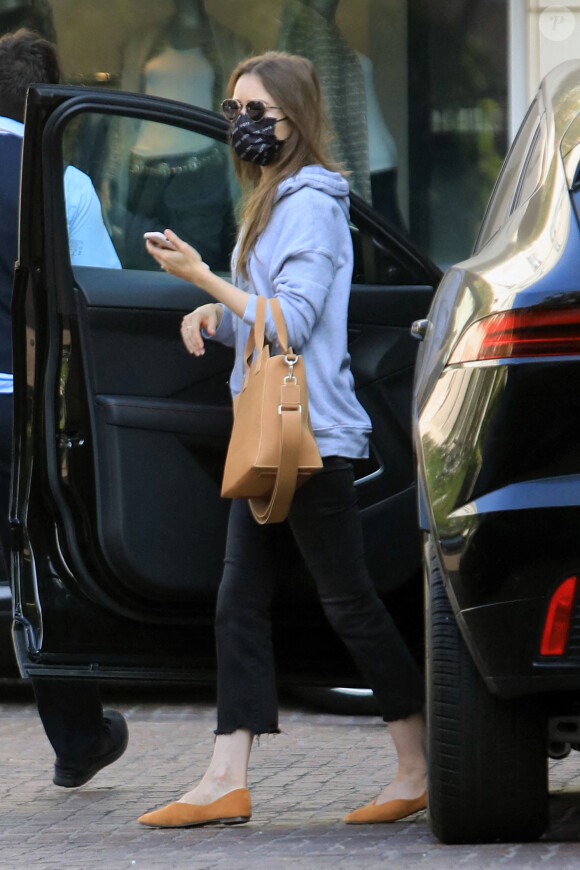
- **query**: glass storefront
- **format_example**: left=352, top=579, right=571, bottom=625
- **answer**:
left=1, top=0, right=509, bottom=268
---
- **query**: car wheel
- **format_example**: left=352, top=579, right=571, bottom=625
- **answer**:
left=425, top=538, right=548, bottom=843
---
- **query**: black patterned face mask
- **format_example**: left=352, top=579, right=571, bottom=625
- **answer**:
left=231, top=114, right=285, bottom=166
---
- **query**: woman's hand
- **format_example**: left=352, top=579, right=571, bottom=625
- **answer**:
left=181, top=303, right=223, bottom=356
left=146, top=227, right=251, bottom=323
left=145, top=228, right=210, bottom=287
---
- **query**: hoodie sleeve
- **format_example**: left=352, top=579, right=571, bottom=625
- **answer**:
left=202, top=302, right=236, bottom=348
left=242, top=249, right=335, bottom=350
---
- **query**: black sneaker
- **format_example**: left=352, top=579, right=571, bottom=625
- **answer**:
left=53, top=709, right=129, bottom=788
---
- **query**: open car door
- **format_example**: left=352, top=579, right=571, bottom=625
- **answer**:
left=11, top=85, right=441, bottom=683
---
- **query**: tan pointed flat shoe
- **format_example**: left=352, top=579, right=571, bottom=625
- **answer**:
left=344, top=790, right=427, bottom=824
left=138, top=787, right=252, bottom=828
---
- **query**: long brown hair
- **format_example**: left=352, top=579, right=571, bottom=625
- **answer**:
left=227, top=52, right=343, bottom=279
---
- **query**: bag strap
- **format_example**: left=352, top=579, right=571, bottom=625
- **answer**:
left=254, top=295, right=267, bottom=353
left=249, top=364, right=303, bottom=524
left=268, top=297, right=289, bottom=352
left=243, top=296, right=290, bottom=374
left=241, top=297, right=264, bottom=379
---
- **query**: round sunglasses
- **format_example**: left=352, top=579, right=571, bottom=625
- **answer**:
left=221, top=98, right=284, bottom=123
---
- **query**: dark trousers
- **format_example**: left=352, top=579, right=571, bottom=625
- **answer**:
left=31, top=677, right=107, bottom=760
left=0, top=393, right=105, bottom=761
left=215, top=457, right=425, bottom=735
left=124, top=149, right=234, bottom=271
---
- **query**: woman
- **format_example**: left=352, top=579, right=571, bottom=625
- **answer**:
left=139, top=51, right=426, bottom=829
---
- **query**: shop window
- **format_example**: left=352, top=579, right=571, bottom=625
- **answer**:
left=17, top=0, right=509, bottom=270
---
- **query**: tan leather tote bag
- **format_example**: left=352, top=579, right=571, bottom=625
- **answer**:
left=221, top=295, right=322, bottom=524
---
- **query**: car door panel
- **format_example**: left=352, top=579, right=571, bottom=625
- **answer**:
left=76, top=272, right=432, bottom=602
left=346, top=284, right=434, bottom=593
left=72, top=264, right=233, bottom=599
left=75, top=269, right=233, bottom=398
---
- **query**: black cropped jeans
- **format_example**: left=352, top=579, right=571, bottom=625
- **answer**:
left=215, top=457, right=425, bottom=735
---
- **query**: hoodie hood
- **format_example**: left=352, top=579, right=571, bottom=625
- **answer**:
left=275, top=165, right=350, bottom=219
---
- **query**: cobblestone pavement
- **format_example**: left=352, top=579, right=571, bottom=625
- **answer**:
left=1, top=683, right=580, bottom=869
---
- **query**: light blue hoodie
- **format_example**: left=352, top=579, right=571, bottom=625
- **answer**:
left=212, top=164, right=371, bottom=459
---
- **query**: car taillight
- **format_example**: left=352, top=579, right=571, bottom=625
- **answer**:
left=540, top=575, right=577, bottom=656
left=449, top=307, right=580, bottom=364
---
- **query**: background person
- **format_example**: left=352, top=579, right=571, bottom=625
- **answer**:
left=0, top=0, right=56, bottom=43
left=277, top=0, right=406, bottom=230
left=0, top=28, right=126, bottom=788
left=103, top=0, right=249, bottom=269
left=138, top=51, right=426, bottom=829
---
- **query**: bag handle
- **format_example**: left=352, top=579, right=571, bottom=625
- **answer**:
left=252, top=295, right=288, bottom=352
left=241, top=297, right=265, bottom=379
left=242, top=295, right=291, bottom=379
left=268, top=297, right=289, bottom=352
left=254, top=295, right=268, bottom=353
left=238, top=295, right=314, bottom=523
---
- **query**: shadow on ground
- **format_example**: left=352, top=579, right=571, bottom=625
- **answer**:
left=545, top=792, right=580, bottom=841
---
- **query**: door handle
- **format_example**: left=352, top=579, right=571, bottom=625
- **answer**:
left=410, top=319, right=429, bottom=341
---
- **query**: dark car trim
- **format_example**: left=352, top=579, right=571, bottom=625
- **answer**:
left=415, top=60, right=580, bottom=699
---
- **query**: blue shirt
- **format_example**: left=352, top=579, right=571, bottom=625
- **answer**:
left=0, top=116, right=121, bottom=392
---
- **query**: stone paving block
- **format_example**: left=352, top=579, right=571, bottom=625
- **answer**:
left=0, top=684, right=579, bottom=867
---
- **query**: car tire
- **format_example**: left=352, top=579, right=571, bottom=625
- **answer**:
left=425, top=538, right=548, bottom=844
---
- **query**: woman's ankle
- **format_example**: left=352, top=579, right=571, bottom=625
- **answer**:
left=202, top=767, right=247, bottom=791
left=179, top=776, right=245, bottom=805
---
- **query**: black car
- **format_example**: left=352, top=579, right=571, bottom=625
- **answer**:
left=414, top=60, right=580, bottom=844
left=8, top=86, right=440, bottom=702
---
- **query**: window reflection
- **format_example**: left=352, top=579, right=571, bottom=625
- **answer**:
left=122, top=123, right=233, bottom=270
left=475, top=100, right=539, bottom=252
left=64, top=112, right=236, bottom=271
left=100, top=0, right=246, bottom=269
left=63, top=163, right=121, bottom=268
left=115, top=0, right=249, bottom=108
left=277, top=0, right=406, bottom=232
left=0, top=0, right=56, bottom=42
left=4, top=0, right=509, bottom=269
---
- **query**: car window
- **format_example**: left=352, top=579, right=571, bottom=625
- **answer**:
left=62, top=111, right=238, bottom=272
left=510, top=118, right=545, bottom=212
left=475, top=99, right=540, bottom=252
left=62, top=164, right=122, bottom=269
left=350, top=221, right=425, bottom=285
left=60, top=107, right=423, bottom=285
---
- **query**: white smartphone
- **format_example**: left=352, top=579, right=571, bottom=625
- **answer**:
left=143, top=231, right=178, bottom=251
